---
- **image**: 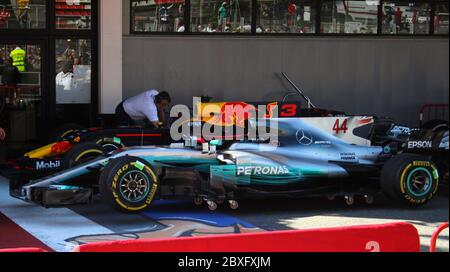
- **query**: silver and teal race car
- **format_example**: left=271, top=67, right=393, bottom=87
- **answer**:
left=10, top=117, right=442, bottom=213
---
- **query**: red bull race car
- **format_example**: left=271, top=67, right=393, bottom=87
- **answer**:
left=2, top=99, right=307, bottom=188
left=2, top=126, right=170, bottom=185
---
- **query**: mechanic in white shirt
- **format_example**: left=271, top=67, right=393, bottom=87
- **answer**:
left=115, top=90, right=171, bottom=127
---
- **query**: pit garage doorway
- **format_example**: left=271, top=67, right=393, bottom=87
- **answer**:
left=0, top=41, right=46, bottom=160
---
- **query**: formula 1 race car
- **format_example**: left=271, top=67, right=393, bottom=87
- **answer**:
left=1, top=126, right=172, bottom=185
left=7, top=73, right=449, bottom=212
left=10, top=116, right=444, bottom=213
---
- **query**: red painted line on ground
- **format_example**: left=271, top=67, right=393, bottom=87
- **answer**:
left=0, top=212, right=53, bottom=252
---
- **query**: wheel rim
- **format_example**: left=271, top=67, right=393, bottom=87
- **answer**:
left=102, top=143, right=119, bottom=153
left=119, top=170, right=150, bottom=203
left=407, top=168, right=433, bottom=197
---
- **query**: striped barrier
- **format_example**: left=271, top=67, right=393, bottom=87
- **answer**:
left=74, top=222, right=420, bottom=253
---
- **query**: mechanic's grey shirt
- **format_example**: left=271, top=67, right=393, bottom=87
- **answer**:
left=123, top=90, right=159, bottom=122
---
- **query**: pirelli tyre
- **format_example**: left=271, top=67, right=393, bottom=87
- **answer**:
left=381, top=154, right=439, bottom=206
left=62, top=142, right=106, bottom=169
left=94, top=137, right=125, bottom=153
left=50, top=123, right=84, bottom=142
left=422, top=119, right=449, bottom=133
left=99, top=156, right=158, bottom=213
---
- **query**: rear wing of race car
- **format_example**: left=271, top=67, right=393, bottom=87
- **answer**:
left=369, top=117, right=449, bottom=152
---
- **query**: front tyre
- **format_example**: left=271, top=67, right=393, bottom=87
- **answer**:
left=381, top=154, right=439, bottom=206
left=50, top=123, right=85, bottom=142
left=62, top=142, right=105, bottom=169
left=99, top=156, right=158, bottom=213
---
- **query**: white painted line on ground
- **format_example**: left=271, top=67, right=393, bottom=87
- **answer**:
left=0, top=177, right=113, bottom=252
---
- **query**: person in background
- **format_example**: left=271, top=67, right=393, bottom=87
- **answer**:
left=115, top=90, right=171, bottom=128
left=177, top=18, right=185, bottom=32
left=218, top=2, right=229, bottom=30
left=1, top=57, right=21, bottom=87
left=197, top=24, right=205, bottom=32
left=0, top=57, right=5, bottom=74
left=76, top=16, right=90, bottom=29
left=206, top=22, right=214, bottom=32
left=159, top=4, right=174, bottom=32
left=10, top=45, right=26, bottom=72
left=17, top=0, right=30, bottom=29
left=0, top=56, right=8, bottom=142
left=55, top=62, right=75, bottom=91
left=394, top=7, right=403, bottom=32
left=0, top=127, right=6, bottom=141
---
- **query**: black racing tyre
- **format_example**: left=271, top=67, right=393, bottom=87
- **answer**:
left=50, top=123, right=85, bottom=142
left=99, top=156, right=158, bottom=213
left=381, top=154, right=439, bottom=206
left=61, top=142, right=105, bottom=169
left=422, top=119, right=449, bottom=132
left=422, top=119, right=449, bottom=145
left=94, top=137, right=125, bottom=154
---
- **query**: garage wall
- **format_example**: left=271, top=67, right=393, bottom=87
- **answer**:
left=100, top=0, right=123, bottom=114
left=122, top=36, right=449, bottom=126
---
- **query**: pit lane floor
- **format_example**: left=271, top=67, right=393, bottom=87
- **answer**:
left=0, top=176, right=448, bottom=252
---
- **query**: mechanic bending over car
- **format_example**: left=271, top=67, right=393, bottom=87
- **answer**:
left=115, top=90, right=171, bottom=128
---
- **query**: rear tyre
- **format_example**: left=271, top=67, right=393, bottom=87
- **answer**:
left=381, top=154, right=439, bottom=206
left=422, top=119, right=449, bottom=133
left=94, top=137, right=125, bottom=153
left=99, top=156, right=158, bottom=213
left=61, top=142, right=105, bottom=169
left=50, top=123, right=85, bottom=142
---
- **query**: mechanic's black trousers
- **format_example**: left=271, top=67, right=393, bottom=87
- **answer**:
left=115, top=102, right=135, bottom=127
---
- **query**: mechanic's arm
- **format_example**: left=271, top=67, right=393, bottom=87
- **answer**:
left=158, top=107, right=166, bottom=127
left=145, top=104, right=161, bottom=128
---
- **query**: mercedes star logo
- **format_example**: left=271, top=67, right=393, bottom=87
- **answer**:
left=296, top=129, right=314, bottom=146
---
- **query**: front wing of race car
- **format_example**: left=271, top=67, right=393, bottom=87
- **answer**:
left=10, top=155, right=110, bottom=207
